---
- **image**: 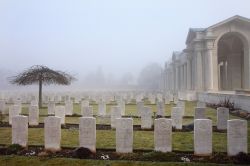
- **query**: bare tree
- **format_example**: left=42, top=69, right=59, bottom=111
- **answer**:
left=9, top=65, right=76, bottom=108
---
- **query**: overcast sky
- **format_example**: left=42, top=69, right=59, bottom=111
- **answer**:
left=0, top=0, right=250, bottom=79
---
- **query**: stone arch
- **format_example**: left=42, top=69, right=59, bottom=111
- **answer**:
left=215, top=31, right=249, bottom=90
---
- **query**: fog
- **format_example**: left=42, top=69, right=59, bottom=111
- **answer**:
left=0, top=0, right=250, bottom=90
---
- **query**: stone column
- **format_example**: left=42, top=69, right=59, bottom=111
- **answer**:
left=184, top=64, right=187, bottom=90
left=195, top=50, right=203, bottom=90
left=206, top=47, right=218, bottom=91
left=187, top=57, right=192, bottom=90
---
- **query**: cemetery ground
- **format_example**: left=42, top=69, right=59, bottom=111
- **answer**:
left=0, top=101, right=250, bottom=165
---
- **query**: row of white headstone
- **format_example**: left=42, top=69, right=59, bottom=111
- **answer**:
left=11, top=115, right=247, bottom=156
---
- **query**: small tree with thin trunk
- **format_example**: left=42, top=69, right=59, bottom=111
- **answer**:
left=9, top=65, right=76, bottom=108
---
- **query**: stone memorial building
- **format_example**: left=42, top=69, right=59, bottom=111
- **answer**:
left=163, top=15, right=250, bottom=112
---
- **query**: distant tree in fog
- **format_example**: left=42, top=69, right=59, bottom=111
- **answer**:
left=137, top=63, right=163, bottom=90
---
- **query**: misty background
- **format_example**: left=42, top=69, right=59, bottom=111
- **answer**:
left=0, top=0, right=250, bottom=90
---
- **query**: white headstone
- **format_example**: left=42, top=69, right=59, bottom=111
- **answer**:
left=65, top=100, right=73, bottom=115
left=156, top=101, right=165, bottom=117
left=98, top=101, right=106, bottom=116
left=116, top=118, right=133, bottom=153
left=111, top=106, right=121, bottom=128
left=217, top=107, right=229, bottom=130
left=81, top=106, right=93, bottom=117
left=136, top=101, right=144, bottom=117
left=194, top=119, right=212, bottom=156
left=141, top=106, right=152, bottom=129
left=197, top=101, right=206, bottom=108
left=194, top=107, right=206, bottom=119
left=118, top=100, right=126, bottom=116
left=79, top=117, right=96, bottom=152
left=81, top=100, right=89, bottom=107
left=177, top=101, right=185, bottom=116
left=55, top=106, right=65, bottom=124
left=28, top=105, right=39, bottom=125
left=9, top=105, right=21, bottom=125
left=44, top=116, right=61, bottom=151
left=154, top=118, right=172, bottom=152
left=48, top=101, right=55, bottom=115
left=171, top=107, right=183, bottom=129
left=227, top=119, right=248, bottom=156
left=12, top=115, right=28, bottom=147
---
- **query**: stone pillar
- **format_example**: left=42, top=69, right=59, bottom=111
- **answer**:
left=187, top=57, right=192, bottom=90
left=217, top=107, right=229, bottom=130
left=12, top=115, right=28, bottom=147
left=195, top=50, right=203, bottom=90
left=79, top=117, right=96, bottom=152
left=206, top=47, right=218, bottom=91
left=28, top=105, right=39, bottom=125
left=184, top=64, right=187, bottom=90
left=44, top=116, right=61, bottom=151
left=154, top=118, right=172, bottom=152
left=116, top=118, right=133, bottom=153
left=180, top=65, right=183, bottom=90
left=194, top=119, right=212, bottom=156
left=227, top=119, right=247, bottom=156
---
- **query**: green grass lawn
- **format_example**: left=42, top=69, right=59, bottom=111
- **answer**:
left=0, top=156, right=238, bottom=166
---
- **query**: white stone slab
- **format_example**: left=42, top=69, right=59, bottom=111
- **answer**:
left=194, top=119, right=212, bottom=156
left=227, top=119, right=248, bottom=156
left=116, top=118, right=133, bottom=153
left=55, top=106, right=65, bottom=124
left=28, top=105, right=39, bottom=125
left=171, top=107, right=183, bottom=129
left=154, top=118, right=172, bottom=152
left=79, top=117, right=96, bottom=152
left=12, top=115, right=28, bottom=147
left=44, top=116, right=61, bottom=151
left=217, top=107, right=229, bottom=130
left=141, top=106, right=152, bottom=129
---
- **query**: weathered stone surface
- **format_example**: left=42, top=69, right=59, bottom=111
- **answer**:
left=111, top=106, right=121, bottom=129
left=55, top=106, right=65, bottom=124
left=65, top=100, right=73, bottom=115
left=79, top=117, right=96, bottom=152
left=116, top=118, right=133, bottom=153
left=177, top=101, right=185, bottom=116
left=44, top=116, right=61, bottom=151
left=194, top=107, right=206, bottom=119
left=12, top=115, right=28, bottom=147
left=48, top=101, right=55, bottom=115
left=81, top=100, right=89, bottom=107
left=98, top=101, right=106, bottom=116
left=154, top=118, right=172, bottom=152
left=171, top=107, right=183, bottom=129
left=81, top=106, right=93, bottom=117
left=141, top=106, right=152, bottom=129
left=136, top=101, right=144, bottom=117
left=28, top=105, right=39, bottom=125
left=197, top=101, right=206, bottom=108
left=217, top=107, right=229, bottom=130
left=227, top=119, right=248, bottom=156
left=156, top=101, right=165, bottom=117
left=194, top=119, right=212, bottom=156
left=9, top=105, right=21, bottom=125
left=118, top=100, right=126, bottom=116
